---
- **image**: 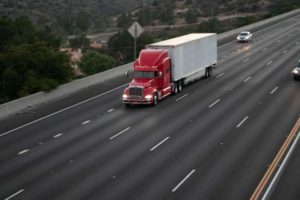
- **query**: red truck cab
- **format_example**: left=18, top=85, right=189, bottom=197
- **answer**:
left=122, top=49, right=172, bottom=106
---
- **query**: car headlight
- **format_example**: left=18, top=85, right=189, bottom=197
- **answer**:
left=145, top=95, right=153, bottom=99
left=294, top=70, right=299, bottom=74
left=123, top=94, right=128, bottom=99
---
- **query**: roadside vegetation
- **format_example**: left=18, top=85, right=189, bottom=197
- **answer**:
left=0, top=17, right=72, bottom=104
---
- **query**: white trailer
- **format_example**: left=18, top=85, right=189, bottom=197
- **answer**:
left=147, top=33, right=217, bottom=85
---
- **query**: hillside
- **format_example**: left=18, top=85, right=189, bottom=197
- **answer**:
left=0, top=0, right=298, bottom=37
left=0, top=0, right=141, bottom=35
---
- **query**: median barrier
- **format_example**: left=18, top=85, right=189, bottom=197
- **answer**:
left=0, top=63, right=132, bottom=119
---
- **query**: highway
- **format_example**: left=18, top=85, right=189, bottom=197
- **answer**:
left=0, top=13, right=300, bottom=200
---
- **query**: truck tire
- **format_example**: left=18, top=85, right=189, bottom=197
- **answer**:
left=172, top=83, right=178, bottom=95
left=205, top=67, right=212, bottom=77
left=153, top=93, right=158, bottom=106
left=205, top=68, right=209, bottom=78
left=124, top=103, right=130, bottom=108
left=178, top=81, right=182, bottom=92
left=208, top=67, right=213, bottom=77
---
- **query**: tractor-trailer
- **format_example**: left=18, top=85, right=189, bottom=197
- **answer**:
left=122, top=33, right=217, bottom=106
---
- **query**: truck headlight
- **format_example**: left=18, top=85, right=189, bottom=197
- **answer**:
left=145, top=95, right=153, bottom=99
left=123, top=94, right=128, bottom=99
left=293, top=69, right=299, bottom=74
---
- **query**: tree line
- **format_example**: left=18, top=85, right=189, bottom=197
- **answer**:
left=0, top=17, right=72, bottom=104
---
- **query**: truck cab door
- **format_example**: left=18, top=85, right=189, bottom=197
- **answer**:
left=161, top=58, right=172, bottom=94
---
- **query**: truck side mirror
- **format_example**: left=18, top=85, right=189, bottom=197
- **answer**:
left=125, top=70, right=134, bottom=78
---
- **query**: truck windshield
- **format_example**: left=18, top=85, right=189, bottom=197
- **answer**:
left=134, top=71, right=158, bottom=78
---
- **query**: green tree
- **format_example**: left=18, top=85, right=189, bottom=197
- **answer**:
left=137, top=6, right=152, bottom=26
left=57, top=13, right=75, bottom=34
left=107, top=30, right=154, bottom=63
left=0, top=67, right=22, bottom=100
left=75, top=10, right=91, bottom=31
left=160, top=0, right=175, bottom=24
left=270, top=0, right=300, bottom=16
left=0, top=17, right=14, bottom=51
left=185, top=8, right=198, bottom=24
left=94, top=15, right=110, bottom=31
left=117, top=13, right=133, bottom=29
left=0, top=16, right=61, bottom=50
left=0, top=42, right=72, bottom=102
left=198, top=17, right=225, bottom=33
left=79, top=51, right=116, bottom=75
left=69, top=35, right=90, bottom=50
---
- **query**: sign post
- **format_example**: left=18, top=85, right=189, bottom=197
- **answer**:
left=128, top=21, right=144, bottom=60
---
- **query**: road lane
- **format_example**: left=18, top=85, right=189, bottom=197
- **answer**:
left=0, top=13, right=299, bottom=200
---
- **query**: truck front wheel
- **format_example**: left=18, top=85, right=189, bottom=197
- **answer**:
left=153, top=93, right=158, bottom=106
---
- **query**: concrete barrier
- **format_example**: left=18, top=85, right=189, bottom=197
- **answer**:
left=0, top=62, right=132, bottom=119
left=0, top=9, right=299, bottom=119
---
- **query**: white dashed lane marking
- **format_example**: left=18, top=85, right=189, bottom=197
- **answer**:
left=236, top=116, right=249, bottom=128
left=109, top=127, right=131, bottom=140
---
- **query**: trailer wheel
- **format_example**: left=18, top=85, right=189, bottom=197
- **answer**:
left=205, top=67, right=212, bottom=77
left=178, top=81, right=182, bottom=92
left=208, top=67, right=213, bottom=77
left=205, top=68, right=209, bottom=78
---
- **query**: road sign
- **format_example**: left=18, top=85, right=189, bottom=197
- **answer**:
left=128, top=21, right=144, bottom=39
left=128, top=21, right=144, bottom=59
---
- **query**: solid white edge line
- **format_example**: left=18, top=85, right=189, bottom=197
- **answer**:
left=150, top=137, right=170, bottom=151
left=216, top=73, right=225, bottom=78
left=4, top=189, right=24, bottom=200
left=0, top=83, right=129, bottom=137
left=53, top=133, right=63, bottom=138
left=236, top=116, right=249, bottom=128
left=109, top=127, right=131, bottom=140
left=243, top=76, right=252, bottom=83
left=176, top=94, right=188, bottom=102
left=18, top=149, right=29, bottom=155
left=262, top=130, right=300, bottom=200
left=209, top=99, right=221, bottom=108
left=270, top=87, right=279, bottom=94
left=172, top=169, right=196, bottom=192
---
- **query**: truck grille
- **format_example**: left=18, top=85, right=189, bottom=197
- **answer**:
left=129, top=87, right=143, bottom=97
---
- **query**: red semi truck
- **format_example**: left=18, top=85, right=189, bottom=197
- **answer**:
left=122, top=33, right=217, bottom=106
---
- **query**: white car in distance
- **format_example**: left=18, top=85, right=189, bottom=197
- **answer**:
left=237, top=31, right=252, bottom=42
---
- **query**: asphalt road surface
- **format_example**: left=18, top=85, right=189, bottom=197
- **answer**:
left=0, top=14, right=300, bottom=200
